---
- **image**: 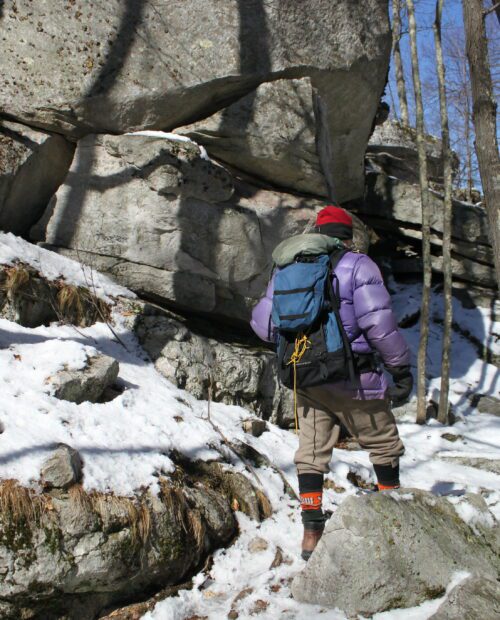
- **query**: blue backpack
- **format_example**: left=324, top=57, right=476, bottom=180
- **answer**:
left=271, top=249, right=356, bottom=390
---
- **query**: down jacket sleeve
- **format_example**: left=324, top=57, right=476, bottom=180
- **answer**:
left=352, top=255, right=410, bottom=368
left=250, top=274, right=275, bottom=343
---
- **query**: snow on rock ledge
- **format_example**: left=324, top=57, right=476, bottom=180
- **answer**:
left=0, top=232, right=132, bottom=303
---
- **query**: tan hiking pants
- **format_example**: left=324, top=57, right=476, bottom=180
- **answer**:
left=294, top=385, right=404, bottom=475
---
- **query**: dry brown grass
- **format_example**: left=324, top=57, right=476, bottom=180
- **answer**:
left=159, top=479, right=187, bottom=529
left=56, top=282, right=111, bottom=326
left=2, top=264, right=30, bottom=299
left=91, top=491, right=151, bottom=546
left=0, top=479, right=46, bottom=527
left=57, top=284, right=86, bottom=323
left=255, top=489, right=273, bottom=520
left=159, top=478, right=206, bottom=549
left=137, top=502, right=152, bottom=545
left=186, top=508, right=205, bottom=550
left=69, top=485, right=151, bottom=546
left=0, top=264, right=112, bottom=328
left=0, top=481, right=154, bottom=551
left=68, top=483, right=94, bottom=513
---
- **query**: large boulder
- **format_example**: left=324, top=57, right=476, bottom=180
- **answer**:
left=0, top=121, right=74, bottom=236
left=33, top=133, right=369, bottom=324
left=176, top=77, right=334, bottom=198
left=292, top=489, right=499, bottom=617
left=0, top=0, right=391, bottom=202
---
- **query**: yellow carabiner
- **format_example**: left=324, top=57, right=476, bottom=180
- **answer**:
left=287, top=334, right=311, bottom=434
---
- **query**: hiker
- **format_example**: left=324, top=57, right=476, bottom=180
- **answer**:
left=250, top=205, right=412, bottom=560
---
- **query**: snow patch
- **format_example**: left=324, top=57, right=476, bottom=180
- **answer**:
left=448, top=497, right=495, bottom=533
left=389, top=491, right=414, bottom=501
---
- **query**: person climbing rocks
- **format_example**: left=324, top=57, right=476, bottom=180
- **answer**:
left=250, top=205, right=413, bottom=561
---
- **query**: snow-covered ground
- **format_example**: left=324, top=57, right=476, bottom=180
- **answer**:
left=0, top=234, right=498, bottom=620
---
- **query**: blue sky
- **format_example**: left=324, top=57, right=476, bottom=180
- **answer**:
left=387, top=0, right=465, bottom=126
left=386, top=0, right=499, bottom=189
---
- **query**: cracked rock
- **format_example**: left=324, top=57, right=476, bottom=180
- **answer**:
left=40, top=444, right=83, bottom=489
left=50, top=353, right=119, bottom=404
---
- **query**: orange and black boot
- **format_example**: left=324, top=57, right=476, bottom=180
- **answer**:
left=299, top=473, right=326, bottom=561
left=373, top=463, right=401, bottom=491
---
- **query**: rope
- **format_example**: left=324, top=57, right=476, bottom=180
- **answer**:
left=287, top=334, right=311, bottom=434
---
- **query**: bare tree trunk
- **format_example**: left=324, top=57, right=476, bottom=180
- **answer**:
left=465, top=115, right=473, bottom=202
left=392, top=0, right=410, bottom=125
left=460, top=57, right=474, bottom=202
left=434, top=0, right=453, bottom=426
left=407, top=0, right=431, bottom=425
left=462, top=0, right=500, bottom=290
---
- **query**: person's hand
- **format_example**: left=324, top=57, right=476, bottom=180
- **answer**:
left=386, top=366, right=413, bottom=406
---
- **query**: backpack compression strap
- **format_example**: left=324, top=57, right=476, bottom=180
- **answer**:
left=327, top=250, right=358, bottom=386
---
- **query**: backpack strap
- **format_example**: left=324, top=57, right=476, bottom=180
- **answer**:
left=326, top=249, right=358, bottom=386
left=267, top=264, right=277, bottom=342
left=329, top=248, right=348, bottom=274
left=326, top=248, right=348, bottom=310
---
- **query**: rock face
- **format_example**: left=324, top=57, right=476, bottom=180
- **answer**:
left=50, top=353, right=119, bottom=404
left=359, top=124, right=496, bottom=293
left=364, top=175, right=495, bottom=287
left=367, top=121, right=458, bottom=184
left=430, top=575, right=500, bottom=620
left=364, top=175, right=490, bottom=246
left=0, top=476, right=238, bottom=620
left=176, top=77, right=334, bottom=198
left=135, top=307, right=293, bottom=426
left=33, top=133, right=368, bottom=323
left=471, top=393, right=500, bottom=417
left=292, top=489, right=499, bottom=617
left=0, top=0, right=391, bottom=202
left=0, top=121, right=74, bottom=236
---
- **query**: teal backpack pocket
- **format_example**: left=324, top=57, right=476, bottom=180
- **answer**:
left=271, top=255, right=330, bottom=331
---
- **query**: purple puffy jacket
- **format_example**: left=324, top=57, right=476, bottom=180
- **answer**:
left=250, top=251, right=411, bottom=400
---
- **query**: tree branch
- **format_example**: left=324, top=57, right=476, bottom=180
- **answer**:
left=483, top=1, right=500, bottom=17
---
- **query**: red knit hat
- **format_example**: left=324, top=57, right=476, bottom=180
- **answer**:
left=315, top=205, right=353, bottom=239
